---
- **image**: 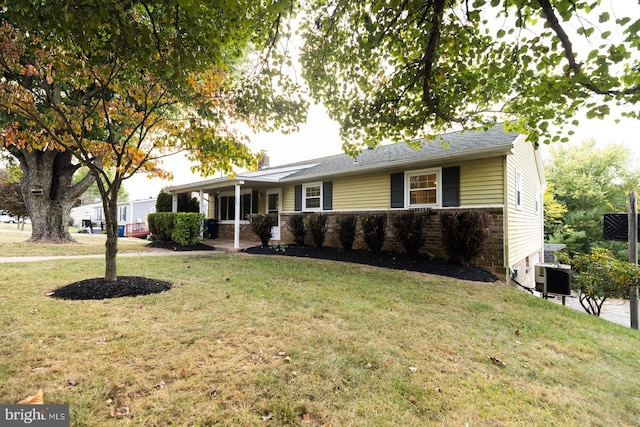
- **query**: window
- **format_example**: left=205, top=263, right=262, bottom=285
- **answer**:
left=303, top=182, right=322, bottom=211
left=118, top=205, right=127, bottom=222
left=535, top=189, right=541, bottom=214
left=219, top=192, right=252, bottom=221
left=516, top=171, right=523, bottom=210
left=406, top=169, right=440, bottom=207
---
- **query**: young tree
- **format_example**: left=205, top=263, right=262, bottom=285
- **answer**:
left=558, top=248, right=640, bottom=317
left=0, top=1, right=306, bottom=281
left=298, top=1, right=640, bottom=153
left=546, top=139, right=640, bottom=256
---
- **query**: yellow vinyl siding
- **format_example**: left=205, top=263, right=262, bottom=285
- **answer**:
left=459, top=158, right=504, bottom=206
left=332, top=172, right=389, bottom=210
left=282, top=186, right=296, bottom=212
left=506, top=136, right=543, bottom=266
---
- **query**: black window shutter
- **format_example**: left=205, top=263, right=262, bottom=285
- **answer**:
left=390, top=172, right=404, bottom=208
left=323, top=181, right=333, bottom=210
left=252, top=190, right=259, bottom=214
left=294, top=185, right=302, bottom=211
left=442, top=166, right=460, bottom=207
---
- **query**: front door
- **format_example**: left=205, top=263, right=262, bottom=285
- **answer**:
left=266, top=189, right=282, bottom=240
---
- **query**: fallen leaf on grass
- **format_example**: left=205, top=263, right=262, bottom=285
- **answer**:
left=109, top=407, right=130, bottom=418
left=365, top=363, right=372, bottom=369
left=262, top=412, right=273, bottom=421
left=95, top=336, right=107, bottom=345
left=154, top=380, right=165, bottom=390
left=489, top=356, right=506, bottom=367
left=408, top=395, right=417, bottom=404
left=17, top=389, right=43, bottom=404
left=408, top=366, right=418, bottom=372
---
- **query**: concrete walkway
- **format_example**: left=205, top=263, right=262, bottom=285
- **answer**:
left=547, top=294, right=633, bottom=328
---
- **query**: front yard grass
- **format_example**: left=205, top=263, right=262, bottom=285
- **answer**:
left=0, top=228, right=153, bottom=257
left=1, top=252, right=639, bottom=426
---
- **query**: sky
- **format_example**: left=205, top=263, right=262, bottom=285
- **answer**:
left=123, top=104, right=640, bottom=201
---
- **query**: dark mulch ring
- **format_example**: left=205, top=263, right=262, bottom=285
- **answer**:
left=244, top=245, right=497, bottom=283
left=146, top=240, right=216, bottom=251
left=49, top=276, right=172, bottom=301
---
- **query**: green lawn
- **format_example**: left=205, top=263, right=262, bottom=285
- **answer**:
left=1, top=239, right=639, bottom=425
left=0, top=227, right=153, bottom=257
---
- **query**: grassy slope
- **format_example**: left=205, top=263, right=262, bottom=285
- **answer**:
left=1, top=254, right=639, bottom=426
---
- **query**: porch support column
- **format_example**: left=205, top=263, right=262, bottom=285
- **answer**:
left=172, top=194, right=178, bottom=212
left=199, top=189, right=205, bottom=239
left=234, top=181, right=244, bottom=249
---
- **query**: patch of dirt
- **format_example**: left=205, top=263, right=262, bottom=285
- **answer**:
left=244, top=245, right=497, bottom=283
left=49, top=276, right=172, bottom=300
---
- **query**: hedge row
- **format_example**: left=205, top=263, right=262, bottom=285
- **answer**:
left=269, top=211, right=490, bottom=265
left=148, top=212, right=205, bottom=246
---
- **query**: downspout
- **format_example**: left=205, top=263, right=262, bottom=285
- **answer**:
left=503, top=155, right=510, bottom=281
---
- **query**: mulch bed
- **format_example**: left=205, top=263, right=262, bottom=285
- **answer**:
left=48, top=240, right=214, bottom=301
left=49, top=276, right=172, bottom=300
left=243, top=245, right=497, bottom=283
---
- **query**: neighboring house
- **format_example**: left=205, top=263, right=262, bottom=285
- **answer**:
left=166, top=124, right=545, bottom=284
left=70, top=198, right=157, bottom=236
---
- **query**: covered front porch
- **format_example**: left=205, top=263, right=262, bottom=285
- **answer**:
left=165, top=164, right=312, bottom=249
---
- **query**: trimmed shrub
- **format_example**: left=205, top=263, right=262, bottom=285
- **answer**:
left=148, top=212, right=176, bottom=241
left=304, top=214, right=328, bottom=248
left=288, top=214, right=306, bottom=246
left=156, top=190, right=173, bottom=212
left=361, top=213, right=387, bottom=253
left=392, top=211, right=425, bottom=257
left=439, top=210, right=490, bottom=265
left=335, top=215, right=357, bottom=250
left=248, top=213, right=274, bottom=246
left=171, top=213, right=204, bottom=246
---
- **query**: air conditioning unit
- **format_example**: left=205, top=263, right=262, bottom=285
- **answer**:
left=534, top=263, right=572, bottom=296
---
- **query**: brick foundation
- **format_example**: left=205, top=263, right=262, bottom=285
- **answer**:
left=278, top=208, right=505, bottom=278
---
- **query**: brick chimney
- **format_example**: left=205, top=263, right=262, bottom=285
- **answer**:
left=258, top=150, right=270, bottom=169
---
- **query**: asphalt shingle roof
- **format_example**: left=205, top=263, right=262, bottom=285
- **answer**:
left=276, top=123, right=520, bottom=181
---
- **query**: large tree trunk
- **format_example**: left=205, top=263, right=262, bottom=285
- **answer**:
left=12, top=148, right=95, bottom=243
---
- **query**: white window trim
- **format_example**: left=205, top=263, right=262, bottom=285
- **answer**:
left=405, top=168, right=442, bottom=208
left=515, top=171, right=523, bottom=210
left=302, top=182, right=323, bottom=212
left=218, top=188, right=253, bottom=224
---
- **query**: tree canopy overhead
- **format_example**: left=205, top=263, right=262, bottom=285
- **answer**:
left=0, top=0, right=306, bottom=280
left=298, top=0, right=640, bottom=153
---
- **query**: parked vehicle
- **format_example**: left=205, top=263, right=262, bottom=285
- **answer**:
left=0, top=210, right=17, bottom=223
